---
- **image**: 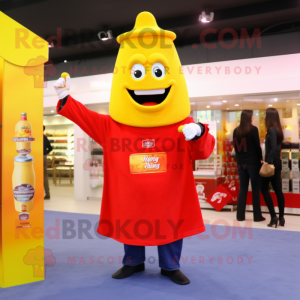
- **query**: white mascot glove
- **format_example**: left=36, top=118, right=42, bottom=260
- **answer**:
left=54, top=76, right=71, bottom=99
left=182, top=123, right=201, bottom=141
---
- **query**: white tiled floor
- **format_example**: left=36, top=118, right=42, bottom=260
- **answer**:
left=44, top=180, right=102, bottom=215
left=45, top=179, right=300, bottom=232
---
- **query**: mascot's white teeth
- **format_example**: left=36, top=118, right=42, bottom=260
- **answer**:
left=134, top=89, right=165, bottom=95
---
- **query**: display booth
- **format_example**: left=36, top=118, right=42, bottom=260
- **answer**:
left=0, top=12, right=48, bottom=287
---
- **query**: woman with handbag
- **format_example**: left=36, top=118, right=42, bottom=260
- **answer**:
left=261, top=108, right=285, bottom=228
left=233, top=110, right=265, bottom=222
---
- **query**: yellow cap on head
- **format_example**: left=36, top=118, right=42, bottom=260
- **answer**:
left=117, top=12, right=176, bottom=44
left=109, top=12, right=191, bottom=128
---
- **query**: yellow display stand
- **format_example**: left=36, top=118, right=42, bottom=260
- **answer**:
left=0, top=11, right=48, bottom=287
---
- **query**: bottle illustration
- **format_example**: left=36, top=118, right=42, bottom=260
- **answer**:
left=12, top=112, right=36, bottom=216
left=13, top=112, right=35, bottom=155
left=12, top=155, right=35, bottom=212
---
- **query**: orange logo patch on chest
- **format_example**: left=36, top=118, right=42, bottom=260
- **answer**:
left=129, top=152, right=167, bottom=174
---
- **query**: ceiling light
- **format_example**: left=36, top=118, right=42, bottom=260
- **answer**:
left=206, top=106, right=210, bottom=108
left=256, top=114, right=258, bottom=115
left=274, top=98, right=278, bottom=101
left=226, top=108, right=229, bottom=110
left=222, top=100, right=227, bottom=103
left=297, top=104, right=300, bottom=106
left=269, top=105, right=272, bottom=107
left=199, top=11, right=214, bottom=23
left=98, top=30, right=113, bottom=41
left=64, top=60, right=67, bottom=63
left=51, top=110, right=54, bottom=113
left=235, top=104, right=239, bottom=106
left=287, top=100, right=289, bottom=102
left=48, top=41, right=55, bottom=48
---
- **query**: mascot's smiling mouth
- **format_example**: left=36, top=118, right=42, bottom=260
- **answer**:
left=127, top=86, right=171, bottom=106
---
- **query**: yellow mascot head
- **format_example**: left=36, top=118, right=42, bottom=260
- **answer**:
left=109, top=12, right=191, bottom=127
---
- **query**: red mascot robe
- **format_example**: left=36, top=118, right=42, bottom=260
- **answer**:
left=57, top=96, right=215, bottom=246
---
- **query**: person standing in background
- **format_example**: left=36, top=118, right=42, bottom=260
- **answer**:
left=233, top=110, right=265, bottom=222
left=261, top=108, right=285, bottom=228
left=43, top=125, right=53, bottom=200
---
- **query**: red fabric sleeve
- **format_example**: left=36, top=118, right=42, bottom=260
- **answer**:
left=56, top=95, right=109, bottom=147
left=187, top=123, right=215, bottom=160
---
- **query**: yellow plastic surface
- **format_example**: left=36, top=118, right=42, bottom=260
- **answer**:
left=0, top=11, right=48, bottom=66
left=0, top=12, right=46, bottom=288
left=178, top=125, right=185, bottom=133
left=61, top=72, right=70, bottom=88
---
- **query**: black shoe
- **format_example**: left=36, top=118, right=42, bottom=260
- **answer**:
left=44, top=196, right=50, bottom=200
left=254, top=216, right=266, bottom=222
left=161, top=269, right=190, bottom=285
left=267, top=216, right=279, bottom=228
left=278, top=217, right=285, bottom=227
left=112, top=263, right=145, bottom=279
left=237, top=218, right=245, bottom=221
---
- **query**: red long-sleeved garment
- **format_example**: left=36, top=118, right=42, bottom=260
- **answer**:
left=57, top=96, right=215, bottom=245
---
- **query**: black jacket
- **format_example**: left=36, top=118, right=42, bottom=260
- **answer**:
left=233, top=126, right=262, bottom=166
left=265, top=127, right=281, bottom=169
left=43, top=134, right=53, bottom=155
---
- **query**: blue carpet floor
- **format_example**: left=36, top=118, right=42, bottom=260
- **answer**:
left=1, top=210, right=300, bottom=300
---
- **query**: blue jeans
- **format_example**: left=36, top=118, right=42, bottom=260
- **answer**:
left=122, top=239, right=183, bottom=271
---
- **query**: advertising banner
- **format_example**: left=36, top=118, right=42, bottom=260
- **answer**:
left=0, top=11, right=48, bottom=288
left=205, top=185, right=233, bottom=211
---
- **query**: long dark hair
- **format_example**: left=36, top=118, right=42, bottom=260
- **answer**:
left=265, top=108, right=283, bottom=145
left=235, top=110, right=253, bottom=140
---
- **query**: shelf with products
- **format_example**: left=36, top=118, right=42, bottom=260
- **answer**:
left=91, top=148, right=103, bottom=156
left=88, top=138, right=104, bottom=188
left=280, top=143, right=300, bottom=194
left=43, top=122, right=75, bottom=164
left=49, top=150, right=74, bottom=155
left=49, top=154, right=74, bottom=156
left=52, top=147, right=68, bottom=150
left=90, top=138, right=103, bottom=155
left=48, top=136, right=74, bottom=139
left=45, top=130, right=74, bottom=137
left=46, top=135, right=68, bottom=137
left=49, top=141, right=73, bottom=144
left=50, top=143, right=68, bottom=145
left=46, top=134, right=74, bottom=137
left=47, top=155, right=74, bottom=157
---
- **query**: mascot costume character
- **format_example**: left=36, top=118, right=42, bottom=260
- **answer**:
left=54, top=12, right=215, bottom=285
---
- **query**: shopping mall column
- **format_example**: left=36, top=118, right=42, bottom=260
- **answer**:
left=0, top=12, right=48, bottom=287
left=54, top=12, right=215, bottom=285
